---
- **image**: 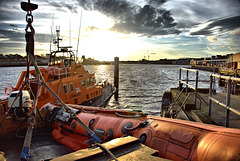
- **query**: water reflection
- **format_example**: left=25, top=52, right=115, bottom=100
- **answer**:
left=0, top=64, right=224, bottom=116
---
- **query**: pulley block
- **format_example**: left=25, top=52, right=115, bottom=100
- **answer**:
left=21, top=2, right=38, bottom=12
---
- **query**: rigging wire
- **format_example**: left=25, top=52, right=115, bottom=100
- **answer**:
left=76, top=9, right=83, bottom=61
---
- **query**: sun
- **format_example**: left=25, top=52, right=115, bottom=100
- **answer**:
left=78, top=30, right=144, bottom=61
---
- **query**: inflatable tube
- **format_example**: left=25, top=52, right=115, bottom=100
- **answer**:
left=41, top=103, right=240, bottom=161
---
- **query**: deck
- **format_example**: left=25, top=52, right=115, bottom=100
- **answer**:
left=166, top=88, right=240, bottom=129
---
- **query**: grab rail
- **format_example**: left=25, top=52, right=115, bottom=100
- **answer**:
left=115, top=112, right=147, bottom=118
left=179, top=68, right=199, bottom=104
left=209, top=74, right=240, bottom=127
left=54, top=67, right=71, bottom=79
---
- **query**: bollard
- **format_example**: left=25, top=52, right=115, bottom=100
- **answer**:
left=114, top=57, right=119, bottom=101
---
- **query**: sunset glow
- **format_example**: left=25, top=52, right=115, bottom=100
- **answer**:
left=0, top=0, right=239, bottom=61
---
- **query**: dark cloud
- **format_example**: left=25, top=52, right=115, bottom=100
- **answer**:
left=0, top=0, right=20, bottom=10
left=190, top=16, right=240, bottom=36
left=0, top=28, right=50, bottom=43
left=44, top=0, right=179, bottom=36
left=45, top=0, right=78, bottom=13
left=75, top=0, right=179, bottom=36
left=0, top=8, right=25, bottom=22
left=147, top=0, right=167, bottom=7
left=0, top=29, right=25, bottom=42
left=0, top=28, right=51, bottom=53
left=93, top=0, right=136, bottom=20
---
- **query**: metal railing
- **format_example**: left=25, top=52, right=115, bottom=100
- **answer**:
left=179, top=67, right=199, bottom=104
left=165, top=68, right=209, bottom=118
left=170, top=88, right=208, bottom=118
left=54, top=67, right=71, bottom=79
left=209, top=74, right=240, bottom=127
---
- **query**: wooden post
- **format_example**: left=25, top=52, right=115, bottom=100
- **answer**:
left=225, top=79, right=231, bottom=127
left=114, top=57, right=119, bottom=101
left=208, top=74, right=213, bottom=117
left=179, top=68, right=182, bottom=90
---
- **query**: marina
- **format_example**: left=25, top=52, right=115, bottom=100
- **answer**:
left=1, top=62, right=240, bottom=160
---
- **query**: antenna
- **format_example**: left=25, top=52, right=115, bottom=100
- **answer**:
left=69, top=19, right=71, bottom=46
left=50, top=26, right=52, bottom=52
left=76, top=9, right=83, bottom=60
left=55, top=26, right=62, bottom=51
left=50, top=14, right=54, bottom=53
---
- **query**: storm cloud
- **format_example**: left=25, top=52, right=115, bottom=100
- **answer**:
left=45, top=0, right=78, bottom=13
left=190, top=16, right=240, bottom=36
left=47, top=0, right=179, bottom=36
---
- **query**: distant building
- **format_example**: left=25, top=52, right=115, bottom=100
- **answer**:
left=226, top=53, right=240, bottom=69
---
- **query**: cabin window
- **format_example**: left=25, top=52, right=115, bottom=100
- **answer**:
left=69, top=83, right=74, bottom=92
left=63, top=84, right=68, bottom=94
left=81, top=80, right=86, bottom=87
left=96, top=91, right=98, bottom=95
left=86, top=94, right=89, bottom=99
left=87, top=78, right=90, bottom=85
left=91, top=76, right=96, bottom=84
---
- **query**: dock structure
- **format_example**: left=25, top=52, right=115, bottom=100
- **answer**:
left=163, top=88, right=240, bottom=128
left=190, top=53, right=240, bottom=77
left=162, top=68, right=240, bottom=129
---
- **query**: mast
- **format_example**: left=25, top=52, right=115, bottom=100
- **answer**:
left=76, top=10, right=83, bottom=61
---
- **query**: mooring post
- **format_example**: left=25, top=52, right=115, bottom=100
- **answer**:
left=186, top=70, right=189, bottom=96
left=114, top=57, right=119, bottom=101
left=195, top=70, right=199, bottom=104
left=225, top=79, right=231, bottom=127
left=179, top=68, right=182, bottom=90
left=208, top=74, right=213, bottom=117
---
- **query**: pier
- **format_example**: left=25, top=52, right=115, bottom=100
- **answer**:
left=162, top=68, right=240, bottom=129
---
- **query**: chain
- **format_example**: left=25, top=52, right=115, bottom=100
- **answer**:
left=25, top=10, right=35, bottom=56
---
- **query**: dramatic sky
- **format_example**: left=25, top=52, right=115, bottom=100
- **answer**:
left=0, top=0, right=240, bottom=61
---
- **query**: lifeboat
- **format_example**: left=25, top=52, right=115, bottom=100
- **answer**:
left=0, top=29, right=115, bottom=137
left=1, top=29, right=115, bottom=111
left=39, top=103, right=240, bottom=161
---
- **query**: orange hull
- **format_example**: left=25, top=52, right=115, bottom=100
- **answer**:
left=41, top=103, right=240, bottom=161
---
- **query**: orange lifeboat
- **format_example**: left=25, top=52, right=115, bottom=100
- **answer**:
left=40, top=103, right=240, bottom=161
left=6, top=29, right=115, bottom=110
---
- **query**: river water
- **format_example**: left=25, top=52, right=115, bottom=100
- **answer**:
left=0, top=64, right=221, bottom=116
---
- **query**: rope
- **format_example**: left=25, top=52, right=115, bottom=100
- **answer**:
left=94, top=143, right=118, bottom=161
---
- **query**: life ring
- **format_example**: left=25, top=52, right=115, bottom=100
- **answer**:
left=4, top=85, right=13, bottom=95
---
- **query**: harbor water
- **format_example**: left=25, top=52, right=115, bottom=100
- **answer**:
left=0, top=64, right=219, bottom=116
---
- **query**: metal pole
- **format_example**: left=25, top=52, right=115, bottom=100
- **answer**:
left=195, top=70, right=199, bottom=104
left=208, top=74, right=213, bottom=117
left=179, top=68, right=182, bottom=90
left=225, top=79, right=231, bottom=127
left=186, top=70, right=189, bottom=96
left=114, top=57, right=119, bottom=101
left=233, top=70, right=237, bottom=95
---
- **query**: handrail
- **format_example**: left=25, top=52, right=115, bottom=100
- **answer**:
left=54, top=67, right=71, bottom=78
left=115, top=112, right=146, bottom=118
left=179, top=67, right=200, bottom=104
left=173, top=92, right=208, bottom=118
left=209, top=74, right=240, bottom=127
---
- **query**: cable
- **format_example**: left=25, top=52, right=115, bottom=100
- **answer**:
left=95, top=143, right=118, bottom=161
